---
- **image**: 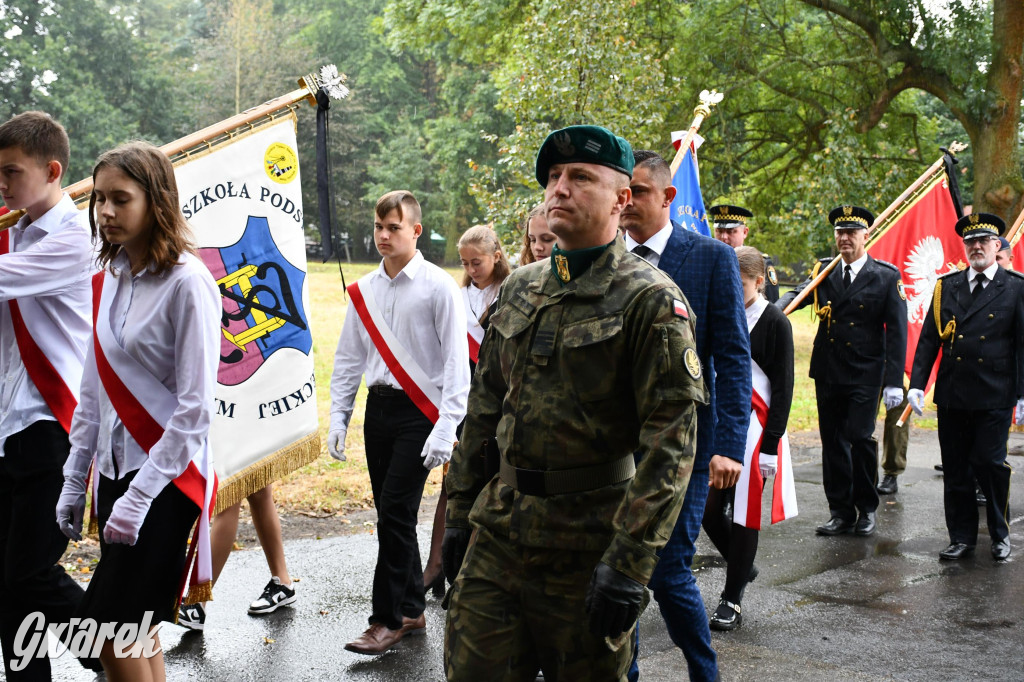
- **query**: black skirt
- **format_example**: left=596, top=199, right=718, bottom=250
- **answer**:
left=75, top=471, right=199, bottom=628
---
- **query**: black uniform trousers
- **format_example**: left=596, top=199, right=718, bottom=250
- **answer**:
left=0, top=421, right=85, bottom=681
left=815, top=381, right=880, bottom=521
left=936, top=406, right=1012, bottom=546
left=363, top=391, right=433, bottom=631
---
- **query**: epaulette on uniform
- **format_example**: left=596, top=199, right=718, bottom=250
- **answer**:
left=1005, top=268, right=1024, bottom=280
left=937, top=268, right=961, bottom=280
left=874, top=259, right=899, bottom=272
left=818, top=257, right=832, bottom=264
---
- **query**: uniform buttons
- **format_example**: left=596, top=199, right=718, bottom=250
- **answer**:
left=980, top=336, right=986, bottom=341
left=989, top=314, right=995, bottom=319
left=846, top=342, right=851, bottom=347
left=859, top=305, right=864, bottom=309
left=978, top=358, right=983, bottom=363
left=830, top=339, right=835, bottom=343
left=849, top=322, right=854, bottom=327
left=956, top=357, right=962, bottom=361
left=957, top=334, right=963, bottom=339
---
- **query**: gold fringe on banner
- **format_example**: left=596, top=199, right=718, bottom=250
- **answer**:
left=213, top=431, right=321, bottom=514
left=183, top=580, right=214, bottom=606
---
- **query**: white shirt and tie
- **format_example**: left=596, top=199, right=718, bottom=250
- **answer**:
left=624, top=222, right=673, bottom=267
left=968, top=262, right=999, bottom=295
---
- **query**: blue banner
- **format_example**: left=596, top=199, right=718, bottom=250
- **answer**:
left=669, top=146, right=710, bottom=236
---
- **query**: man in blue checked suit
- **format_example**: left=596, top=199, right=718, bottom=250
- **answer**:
left=622, top=150, right=751, bottom=681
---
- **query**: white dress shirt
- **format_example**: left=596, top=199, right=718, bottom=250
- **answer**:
left=624, top=222, right=673, bottom=268
left=0, top=194, right=94, bottom=453
left=66, top=251, right=221, bottom=499
left=840, top=252, right=869, bottom=284
left=463, top=281, right=498, bottom=333
left=331, top=251, right=470, bottom=440
left=968, top=262, right=999, bottom=293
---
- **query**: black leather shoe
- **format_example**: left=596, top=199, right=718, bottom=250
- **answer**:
left=939, top=542, right=975, bottom=560
left=934, top=464, right=943, bottom=472
left=975, top=485, right=987, bottom=507
left=709, top=598, right=742, bottom=631
left=876, top=474, right=898, bottom=495
left=991, top=539, right=1011, bottom=561
left=816, top=517, right=855, bottom=535
left=855, top=511, right=876, bottom=536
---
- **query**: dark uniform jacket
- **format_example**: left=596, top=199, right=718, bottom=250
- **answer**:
left=762, top=255, right=780, bottom=304
left=910, top=266, right=1024, bottom=410
left=446, top=237, right=706, bottom=585
left=778, top=255, right=907, bottom=388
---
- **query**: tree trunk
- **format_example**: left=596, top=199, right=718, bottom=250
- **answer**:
left=972, top=0, right=1024, bottom=222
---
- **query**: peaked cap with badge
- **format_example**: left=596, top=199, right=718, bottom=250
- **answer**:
left=535, top=125, right=634, bottom=188
left=828, top=205, right=874, bottom=230
left=708, top=205, right=753, bottom=229
left=955, top=212, right=1005, bottom=240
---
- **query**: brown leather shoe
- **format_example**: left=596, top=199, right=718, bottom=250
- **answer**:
left=400, top=613, right=426, bottom=636
left=344, top=623, right=404, bottom=655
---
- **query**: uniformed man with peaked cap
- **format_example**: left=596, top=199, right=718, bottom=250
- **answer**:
left=441, top=125, right=705, bottom=680
left=909, top=212, right=1024, bottom=562
left=710, top=204, right=780, bottom=302
left=778, top=205, right=907, bottom=537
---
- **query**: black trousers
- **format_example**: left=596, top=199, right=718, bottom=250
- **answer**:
left=815, top=381, right=880, bottom=521
left=0, top=421, right=85, bottom=681
left=937, top=406, right=1013, bottom=546
left=363, top=391, right=433, bottom=630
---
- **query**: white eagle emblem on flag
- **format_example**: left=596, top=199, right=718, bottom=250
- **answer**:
left=903, top=236, right=948, bottom=323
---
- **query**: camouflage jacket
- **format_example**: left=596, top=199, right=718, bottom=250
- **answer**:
left=446, top=237, right=707, bottom=585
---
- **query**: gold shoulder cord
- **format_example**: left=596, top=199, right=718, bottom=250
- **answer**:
left=933, top=278, right=956, bottom=348
left=810, top=261, right=832, bottom=331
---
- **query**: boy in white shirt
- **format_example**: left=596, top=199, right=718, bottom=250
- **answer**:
left=329, top=190, right=469, bottom=655
left=0, top=111, right=95, bottom=679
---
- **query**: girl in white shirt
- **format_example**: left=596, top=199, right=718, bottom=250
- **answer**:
left=423, top=224, right=510, bottom=595
left=56, top=141, right=220, bottom=681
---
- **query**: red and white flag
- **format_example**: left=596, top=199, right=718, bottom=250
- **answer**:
left=867, top=164, right=963, bottom=393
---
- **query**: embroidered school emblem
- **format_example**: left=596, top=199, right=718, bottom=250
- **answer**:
left=897, top=279, right=907, bottom=301
left=684, top=347, right=702, bottom=380
left=767, top=264, right=778, bottom=286
left=199, top=215, right=311, bottom=386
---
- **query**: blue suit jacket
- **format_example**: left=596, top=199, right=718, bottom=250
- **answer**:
left=658, top=222, right=751, bottom=471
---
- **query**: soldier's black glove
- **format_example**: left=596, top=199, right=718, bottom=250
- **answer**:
left=585, top=562, right=644, bottom=639
left=441, top=527, right=472, bottom=585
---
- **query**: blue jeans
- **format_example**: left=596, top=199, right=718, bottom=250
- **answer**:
left=630, top=469, right=716, bottom=682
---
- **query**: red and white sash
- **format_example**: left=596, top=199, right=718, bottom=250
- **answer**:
left=0, top=230, right=81, bottom=432
left=347, top=279, right=441, bottom=424
left=91, top=272, right=217, bottom=603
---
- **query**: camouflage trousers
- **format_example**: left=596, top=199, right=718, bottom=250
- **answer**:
left=445, top=526, right=633, bottom=682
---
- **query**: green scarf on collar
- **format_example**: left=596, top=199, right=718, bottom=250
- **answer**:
left=550, top=239, right=615, bottom=286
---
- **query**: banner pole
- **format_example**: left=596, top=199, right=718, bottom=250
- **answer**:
left=669, top=90, right=723, bottom=177
left=784, top=144, right=966, bottom=316
left=0, top=75, right=326, bottom=231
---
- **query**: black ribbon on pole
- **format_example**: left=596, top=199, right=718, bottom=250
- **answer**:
left=315, top=88, right=345, bottom=290
left=940, top=147, right=965, bottom=219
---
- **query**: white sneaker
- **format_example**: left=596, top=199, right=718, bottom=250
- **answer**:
left=248, top=577, right=297, bottom=614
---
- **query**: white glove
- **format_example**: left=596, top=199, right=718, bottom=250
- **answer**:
left=103, top=485, right=155, bottom=546
left=56, top=470, right=88, bottom=541
left=883, top=386, right=904, bottom=411
left=420, top=426, right=455, bottom=470
left=908, top=388, right=925, bottom=416
left=1015, top=398, right=1024, bottom=425
left=759, top=454, right=778, bottom=480
left=328, top=428, right=347, bottom=462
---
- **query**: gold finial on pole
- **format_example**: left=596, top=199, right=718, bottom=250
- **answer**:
left=669, top=89, right=724, bottom=177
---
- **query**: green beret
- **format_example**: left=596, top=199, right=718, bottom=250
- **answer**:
left=535, top=125, right=634, bottom=188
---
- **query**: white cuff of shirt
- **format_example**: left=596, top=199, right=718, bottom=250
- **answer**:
left=130, top=460, right=175, bottom=499
left=63, top=452, right=93, bottom=478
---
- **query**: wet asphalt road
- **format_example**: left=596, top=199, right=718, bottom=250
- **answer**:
left=40, top=429, right=1024, bottom=681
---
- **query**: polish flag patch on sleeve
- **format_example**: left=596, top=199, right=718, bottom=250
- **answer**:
left=673, top=299, right=689, bottom=319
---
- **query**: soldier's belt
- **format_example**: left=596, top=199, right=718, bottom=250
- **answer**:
left=499, top=454, right=636, bottom=496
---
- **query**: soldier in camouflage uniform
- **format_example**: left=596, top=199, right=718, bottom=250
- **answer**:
left=442, top=125, right=706, bottom=681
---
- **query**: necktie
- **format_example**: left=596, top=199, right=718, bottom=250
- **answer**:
left=632, top=244, right=656, bottom=263
left=843, top=264, right=852, bottom=289
left=972, top=273, right=986, bottom=300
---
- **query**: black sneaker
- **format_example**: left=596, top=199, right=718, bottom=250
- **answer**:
left=178, top=602, right=206, bottom=631
left=248, top=577, right=297, bottom=614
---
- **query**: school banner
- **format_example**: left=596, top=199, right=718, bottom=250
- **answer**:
left=669, top=131, right=711, bottom=236
left=174, top=114, right=319, bottom=512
